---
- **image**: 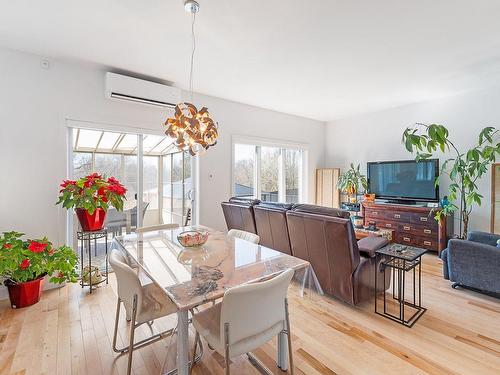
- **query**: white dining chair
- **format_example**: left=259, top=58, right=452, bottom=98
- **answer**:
left=135, top=223, right=180, bottom=233
left=227, top=229, right=260, bottom=244
left=109, top=249, right=202, bottom=375
left=191, top=268, right=295, bottom=375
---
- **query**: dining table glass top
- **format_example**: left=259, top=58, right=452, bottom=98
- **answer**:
left=113, top=226, right=312, bottom=311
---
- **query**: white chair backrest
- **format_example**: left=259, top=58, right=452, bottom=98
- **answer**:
left=136, top=223, right=179, bottom=233
left=109, top=249, right=144, bottom=314
left=227, top=229, right=260, bottom=244
left=220, top=268, right=294, bottom=345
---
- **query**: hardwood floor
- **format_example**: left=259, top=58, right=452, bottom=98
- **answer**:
left=1, top=254, right=499, bottom=375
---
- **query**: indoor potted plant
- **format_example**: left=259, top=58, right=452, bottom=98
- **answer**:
left=0, top=231, right=78, bottom=308
left=402, top=123, right=499, bottom=238
left=337, top=163, right=368, bottom=203
left=57, top=173, right=127, bottom=231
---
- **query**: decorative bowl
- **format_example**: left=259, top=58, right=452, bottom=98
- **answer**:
left=177, top=230, right=209, bottom=247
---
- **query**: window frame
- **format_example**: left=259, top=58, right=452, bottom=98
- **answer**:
left=231, top=135, right=308, bottom=203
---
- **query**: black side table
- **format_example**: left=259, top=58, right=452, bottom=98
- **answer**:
left=77, top=229, right=108, bottom=293
left=375, top=244, right=427, bottom=327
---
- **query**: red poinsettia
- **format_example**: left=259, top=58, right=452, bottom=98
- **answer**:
left=1, top=232, right=79, bottom=284
left=57, top=174, right=127, bottom=214
left=28, top=240, right=48, bottom=253
left=19, top=259, right=30, bottom=270
left=59, top=180, right=76, bottom=191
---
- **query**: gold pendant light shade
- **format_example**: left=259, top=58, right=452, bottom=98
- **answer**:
left=164, top=102, right=218, bottom=156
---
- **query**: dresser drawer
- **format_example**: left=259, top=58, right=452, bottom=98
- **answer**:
left=396, top=233, right=417, bottom=246
left=410, top=213, right=438, bottom=228
left=364, top=208, right=385, bottom=219
left=415, top=236, right=438, bottom=251
left=386, top=211, right=411, bottom=222
left=367, top=220, right=396, bottom=230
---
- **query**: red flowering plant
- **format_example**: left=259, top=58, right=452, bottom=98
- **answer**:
left=0, top=231, right=78, bottom=284
left=56, top=173, right=127, bottom=214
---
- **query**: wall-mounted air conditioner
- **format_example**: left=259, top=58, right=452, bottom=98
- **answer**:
left=105, top=72, right=181, bottom=108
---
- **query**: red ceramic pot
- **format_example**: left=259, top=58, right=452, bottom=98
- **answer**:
left=76, top=208, right=107, bottom=231
left=6, top=276, right=45, bottom=309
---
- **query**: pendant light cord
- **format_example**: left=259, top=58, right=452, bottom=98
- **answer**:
left=189, top=12, right=196, bottom=102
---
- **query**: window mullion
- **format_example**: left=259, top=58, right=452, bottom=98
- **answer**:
left=255, top=146, right=261, bottom=200
left=278, top=148, right=285, bottom=202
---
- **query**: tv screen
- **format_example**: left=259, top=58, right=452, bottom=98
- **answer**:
left=367, top=159, right=439, bottom=202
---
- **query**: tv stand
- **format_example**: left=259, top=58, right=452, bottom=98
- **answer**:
left=362, top=201, right=452, bottom=254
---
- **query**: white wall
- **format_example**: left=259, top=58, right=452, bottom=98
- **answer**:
left=0, top=46, right=325, bottom=243
left=325, top=86, right=500, bottom=234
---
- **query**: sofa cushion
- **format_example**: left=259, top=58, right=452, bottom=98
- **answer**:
left=291, top=204, right=350, bottom=218
left=357, top=236, right=389, bottom=258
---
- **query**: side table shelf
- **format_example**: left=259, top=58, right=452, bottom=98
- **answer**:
left=375, top=244, right=427, bottom=327
left=77, top=229, right=108, bottom=293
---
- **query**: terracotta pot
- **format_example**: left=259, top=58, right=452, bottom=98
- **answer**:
left=6, top=276, right=45, bottom=309
left=76, top=208, right=106, bottom=231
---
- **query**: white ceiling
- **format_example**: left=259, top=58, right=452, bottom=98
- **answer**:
left=1, top=0, right=500, bottom=121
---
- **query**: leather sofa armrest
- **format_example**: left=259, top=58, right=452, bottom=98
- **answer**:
left=357, top=236, right=389, bottom=258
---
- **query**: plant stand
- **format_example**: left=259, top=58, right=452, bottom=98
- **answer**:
left=77, top=229, right=108, bottom=293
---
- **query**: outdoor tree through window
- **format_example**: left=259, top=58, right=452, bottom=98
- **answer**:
left=233, top=142, right=305, bottom=204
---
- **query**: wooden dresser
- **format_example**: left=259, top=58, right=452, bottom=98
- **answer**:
left=362, top=202, right=450, bottom=254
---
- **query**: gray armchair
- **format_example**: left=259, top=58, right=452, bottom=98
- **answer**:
left=440, top=231, right=500, bottom=294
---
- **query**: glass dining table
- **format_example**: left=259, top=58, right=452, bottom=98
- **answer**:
left=112, top=225, right=320, bottom=375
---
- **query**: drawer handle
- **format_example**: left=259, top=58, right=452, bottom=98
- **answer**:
left=385, top=223, right=392, bottom=228
left=403, top=226, right=410, bottom=231
left=403, top=237, right=411, bottom=242
left=394, top=214, right=401, bottom=218
left=424, top=229, right=432, bottom=234
left=420, top=217, right=428, bottom=222
left=372, top=211, right=378, bottom=215
left=424, top=241, right=431, bottom=246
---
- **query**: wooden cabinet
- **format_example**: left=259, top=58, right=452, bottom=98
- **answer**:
left=362, top=202, right=451, bottom=254
left=316, top=168, right=340, bottom=208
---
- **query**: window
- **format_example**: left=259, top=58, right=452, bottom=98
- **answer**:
left=70, top=128, right=194, bottom=230
left=232, top=140, right=306, bottom=203
left=233, top=144, right=255, bottom=198
left=162, top=151, right=192, bottom=226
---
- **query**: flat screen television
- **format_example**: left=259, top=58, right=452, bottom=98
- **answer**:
left=367, top=159, right=439, bottom=203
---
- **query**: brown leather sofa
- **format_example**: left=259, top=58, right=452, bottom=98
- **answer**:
left=253, top=202, right=293, bottom=255
left=221, top=197, right=260, bottom=234
left=221, top=199, right=390, bottom=305
left=286, top=204, right=390, bottom=305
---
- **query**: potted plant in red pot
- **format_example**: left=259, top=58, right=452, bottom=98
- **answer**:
left=57, top=173, right=127, bottom=231
left=0, top=231, right=79, bottom=308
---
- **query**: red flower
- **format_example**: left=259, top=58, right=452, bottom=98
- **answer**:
left=108, top=184, right=127, bottom=196
left=86, top=172, right=102, bottom=180
left=107, top=176, right=119, bottom=185
left=2, top=243, right=12, bottom=249
left=28, top=240, right=47, bottom=253
left=60, top=180, right=76, bottom=189
left=19, top=259, right=30, bottom=270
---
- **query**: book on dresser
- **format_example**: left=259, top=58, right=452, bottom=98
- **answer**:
left=361, top=201, right=453, bottom=255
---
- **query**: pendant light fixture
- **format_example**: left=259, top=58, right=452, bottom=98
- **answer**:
left=164, top=0, right=218, bottom=156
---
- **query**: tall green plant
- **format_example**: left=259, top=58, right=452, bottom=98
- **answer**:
left=402, top=123, right=500, bottom=238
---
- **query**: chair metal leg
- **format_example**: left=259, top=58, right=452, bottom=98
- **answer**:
left=127, top=295, right=138, bottom=375
left=189, top=331, right=200, bottom=373
left=285, top=298, right=295, bottom=375
left=224, top=322, right=231, bottom=375
left=112, top=297, right=122, bottom=352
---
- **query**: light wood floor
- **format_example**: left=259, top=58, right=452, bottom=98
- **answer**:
left=1, top=254, right=500, bottom=375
